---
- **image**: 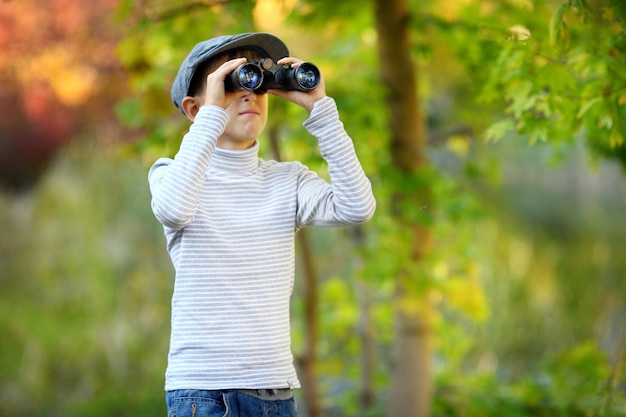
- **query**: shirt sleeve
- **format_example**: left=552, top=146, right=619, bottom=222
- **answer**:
left=296, top=96, right=376, bottom=228
left=148, top=105, right=229, bottom=230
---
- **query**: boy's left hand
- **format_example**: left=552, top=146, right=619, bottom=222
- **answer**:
left=267, top=57, right=327, bottom=114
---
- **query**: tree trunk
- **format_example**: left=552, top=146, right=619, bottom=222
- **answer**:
left=350, top=226, right=376, bottom=414
left=374, top=0, right=434, bottom=416
left=357, top=279, right=375, bottom=411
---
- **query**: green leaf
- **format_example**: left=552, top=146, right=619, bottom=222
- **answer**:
left=485, top=119, right=515, bottom=142
left=550, top=2, right=570, bottom=47
left=576, top=96, right=602, bottom=119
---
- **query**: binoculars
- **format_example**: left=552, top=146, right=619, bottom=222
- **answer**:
left=226, top=58, right=320, bottom=93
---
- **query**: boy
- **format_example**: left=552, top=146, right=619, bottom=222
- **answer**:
left=149, top=32, right=376, bottom=417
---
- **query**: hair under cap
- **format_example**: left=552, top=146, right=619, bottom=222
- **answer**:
left=171, top=32, right=289, bottom=113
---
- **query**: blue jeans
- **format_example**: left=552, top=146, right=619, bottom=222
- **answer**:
left=166, top=389, right=298, bottom=417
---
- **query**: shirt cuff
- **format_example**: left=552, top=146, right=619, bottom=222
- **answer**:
left=302, top=96, right=339, bottom=135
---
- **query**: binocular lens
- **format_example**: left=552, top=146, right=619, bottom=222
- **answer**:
left=238, top=64, right=263, bottom=90
left=294, top=64, right=319, bottom=90
left=226, top=60, right=320, bottom=92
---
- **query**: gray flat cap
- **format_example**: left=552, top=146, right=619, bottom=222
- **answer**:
left=171, top=32, right=289, bottom=113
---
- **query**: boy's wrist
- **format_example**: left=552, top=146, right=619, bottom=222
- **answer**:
left=303, top=96, right=338, bottom=132
left=308, top=96, right=334, bottom=116
left=303, top=94, right=327, bottom=114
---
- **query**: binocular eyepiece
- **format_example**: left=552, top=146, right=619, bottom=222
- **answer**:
left=226, top=58, right=320, bottom=93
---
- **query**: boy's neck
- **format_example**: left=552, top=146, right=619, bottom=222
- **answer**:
left=216, top=138, right=257, bottom=150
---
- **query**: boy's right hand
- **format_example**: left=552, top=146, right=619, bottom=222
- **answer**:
left=202, top=57, right=248, bottom=109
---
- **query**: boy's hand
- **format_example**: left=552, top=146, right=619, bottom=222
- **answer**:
left=203, top=57, right=248, bottom=109
left=267, top=57, right=327, bottom=114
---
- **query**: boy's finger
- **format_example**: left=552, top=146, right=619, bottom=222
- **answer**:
left=216, top=57, right=247, bottom=75
left=276, top=57, right=304, bottom=67
left=206, top=58, right=247, bottom=89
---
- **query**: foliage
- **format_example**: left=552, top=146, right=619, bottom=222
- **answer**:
left=0, top=142, right=173, bottom=417
left=0, top=0, right=123, bottom=191
left=1, top=0, right=625, bottom=416
left=435, top=341, right=626, bottom=417
left=477, top=0, right=626, bottom=168
left=114, top=0, right=262, bottom=164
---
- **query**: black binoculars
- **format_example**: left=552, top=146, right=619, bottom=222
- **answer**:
left=225, top=58, right=320, bottom=93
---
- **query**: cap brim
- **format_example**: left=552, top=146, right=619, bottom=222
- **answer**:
left=211, top=32, right=289, bottom=61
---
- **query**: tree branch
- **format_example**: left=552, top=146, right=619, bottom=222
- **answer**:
left=132, top=0, right=228, bottom=23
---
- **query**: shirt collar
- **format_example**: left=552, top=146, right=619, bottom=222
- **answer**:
left=210, top=141, right=260, bottom=174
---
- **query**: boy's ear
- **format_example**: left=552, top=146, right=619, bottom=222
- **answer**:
left=181, top=96, right=202, bottom=122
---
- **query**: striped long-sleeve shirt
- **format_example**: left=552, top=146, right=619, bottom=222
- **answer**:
left=148, top=96, right=376, bottom=391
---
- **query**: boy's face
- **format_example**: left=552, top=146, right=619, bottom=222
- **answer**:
left=218, top=89, right=268, bottom=150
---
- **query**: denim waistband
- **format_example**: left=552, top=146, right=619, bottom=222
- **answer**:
left=166, top=388, right=294, bottom=403
left=231, top=388, right=294, bottom=401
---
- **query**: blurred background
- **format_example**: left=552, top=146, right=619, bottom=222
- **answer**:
left=0, top=0, right=624, bottom=416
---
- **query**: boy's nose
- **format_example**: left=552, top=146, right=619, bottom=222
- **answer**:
left=241, top=91, right=256, bottom=102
